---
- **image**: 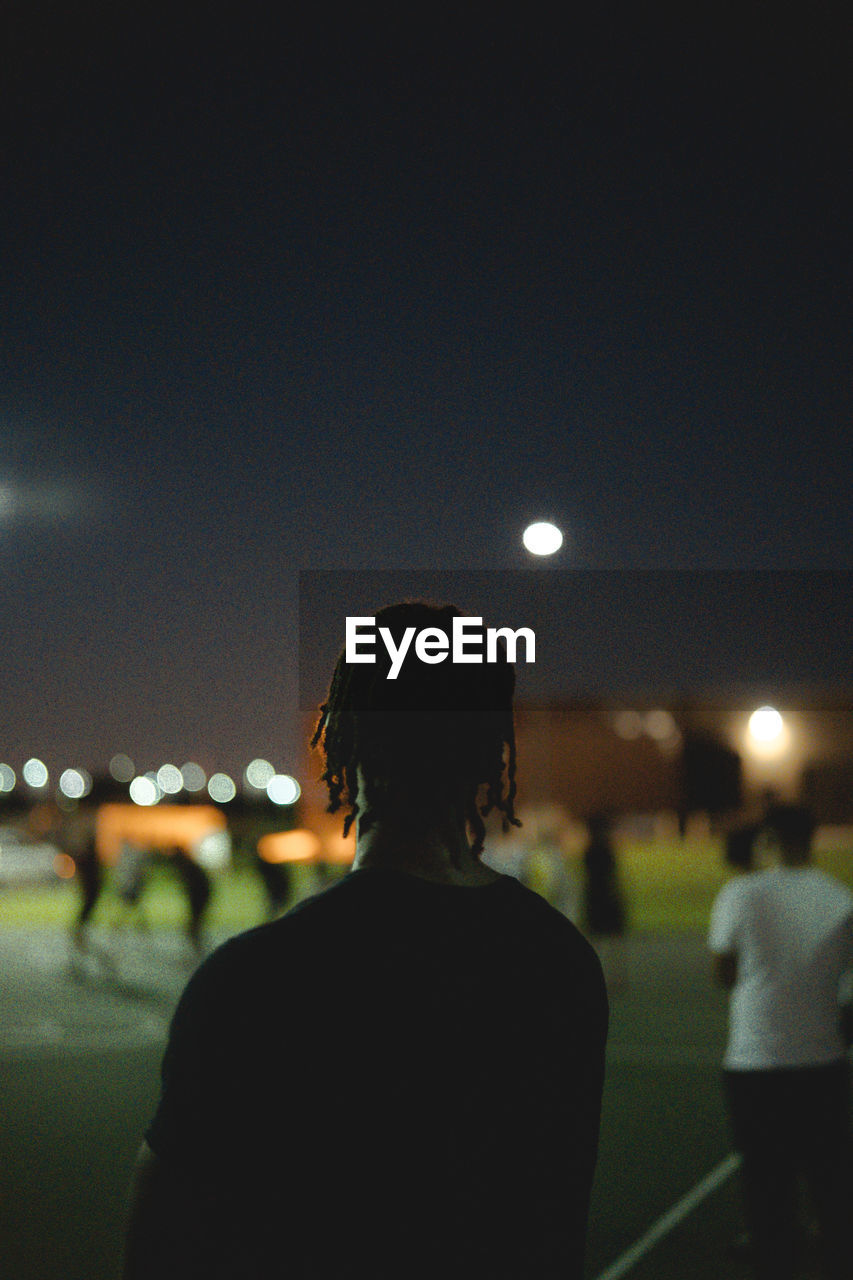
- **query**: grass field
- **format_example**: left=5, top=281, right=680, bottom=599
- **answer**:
left=2, top=834, right=852, bottom=934
left=617, top=835, right=853, bottom=929
left=2, top=833, right=851, bottom=1280
left=0, top=859, right=319, bottom=931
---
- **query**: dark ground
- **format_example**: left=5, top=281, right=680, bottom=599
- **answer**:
left=0, top=925, right=841, bottom=1279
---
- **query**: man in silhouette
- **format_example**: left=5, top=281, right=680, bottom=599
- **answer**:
left=124, top=602, right=608, bottom=1278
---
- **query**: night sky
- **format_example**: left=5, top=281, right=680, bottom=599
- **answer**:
left=2, top=6, right=850, bottom=779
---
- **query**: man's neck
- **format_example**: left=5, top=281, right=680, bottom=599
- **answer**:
left=353, top=813, right=500, bottom=886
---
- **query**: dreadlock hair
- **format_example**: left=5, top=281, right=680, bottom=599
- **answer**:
left=311, top=601, right=521, bottom=864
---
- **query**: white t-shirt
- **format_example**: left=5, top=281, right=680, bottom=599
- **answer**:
left=708, top=866, right=853, bottom=1069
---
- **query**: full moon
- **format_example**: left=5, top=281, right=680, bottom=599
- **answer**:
left=522, top=522, right=564, bottom=556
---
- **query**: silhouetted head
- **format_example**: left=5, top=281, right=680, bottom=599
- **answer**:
left=311, top=601, right=521, bottom=862
left=725, top=823, right=758, bottom=871
left=763, top=802, right=815, bottom=865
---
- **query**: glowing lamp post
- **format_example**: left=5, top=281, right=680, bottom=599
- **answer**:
left=743, top=704, right=794, bottom=800
left=747, top=706, right=787, bottom=755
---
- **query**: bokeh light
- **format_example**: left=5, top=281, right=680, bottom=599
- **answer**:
left=156, top=764, right=184, bottom=795
left=258, top=829, right=320, bottom=863
left=267, top=774, right=301, bottom=806
left=748, top=706, right=784, bottom=743
left=180, top=762, right=207, bottom=792
left=129, top=776, right=159, bottom=806
left=613, top=710, right=643, bottom=740
left=144, top=772, right=164, bottom=800
left=245, top=758, right=275, bottom=790
left=54, top=852, right=76, bottom=879
left=59, top=769, right=87, bottom=800
left=643, top=710, right=677, bottom=742
left=0, top=764, right=16, bottom=792
left=522, top=521, right=563, bottom=556
left=22, top=758, right=49, bottom=788
left=208, top=772, right=236, bottom=803
left=194, top=830, right=232, bottom=870
left=109, top=753, right=135, bottom=783
left=745, top=705, right=789, bottom=760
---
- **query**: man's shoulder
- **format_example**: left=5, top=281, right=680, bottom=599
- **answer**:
left=762, top=865, right=853, bottom=914
left=807, top=866, right=853, bottom=903
left=801, top=869, right=853, bottom=928
left=201, top=870, right=603, bottom=983
left=712, top=872, right=755, bottom=911
left=504, top=874, right=598, bottom=945
left=495, top=880, right=608, bottom=1010
left=187, top=887, right=346, bottom=981
left=212, top=882, right=350, bottom=961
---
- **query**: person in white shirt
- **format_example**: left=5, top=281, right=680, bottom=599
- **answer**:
left=709, top=803, right=853, bottom=1280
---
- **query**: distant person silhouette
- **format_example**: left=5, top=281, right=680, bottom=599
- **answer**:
left=169, top=846, right=212, bottom=952
left=253, top=845, right=293, bottom=918
left=709, top=803, right=853, bottom=1280
left=113, top=839, right=150, bottom=930
left=123, top=601, right=608, bottom=1279
left=582, top=811, right=627, bottom=990
left=724, top=821, right=759, bottom=873
left=59, top=799, right=104, bottom=952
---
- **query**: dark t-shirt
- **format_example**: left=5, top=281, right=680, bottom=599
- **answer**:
left=146, top=867, right=608, bottom=1278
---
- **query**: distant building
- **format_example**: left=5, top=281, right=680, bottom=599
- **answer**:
left=297, top=694, right=853, bottom=856
left=514, top=694, right=853, bottom=825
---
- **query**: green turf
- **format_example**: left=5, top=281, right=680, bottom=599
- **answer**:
left=617, top=837, right=853, bottom=931
left=0, top=861, right=331, bottom=931
left=1, top=840, right=850, bottom=935
left=618, top=838, right=728, bottom=931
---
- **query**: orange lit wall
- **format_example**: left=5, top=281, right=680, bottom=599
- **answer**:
left=96, top=804, right=228, bottom=865
left=257, top=821, right=355, bottom=865
left=258, top=829, right=322, bottom=864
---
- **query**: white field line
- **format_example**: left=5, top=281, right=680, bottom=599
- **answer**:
left=593, top=1152, right=742, bottom=1280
